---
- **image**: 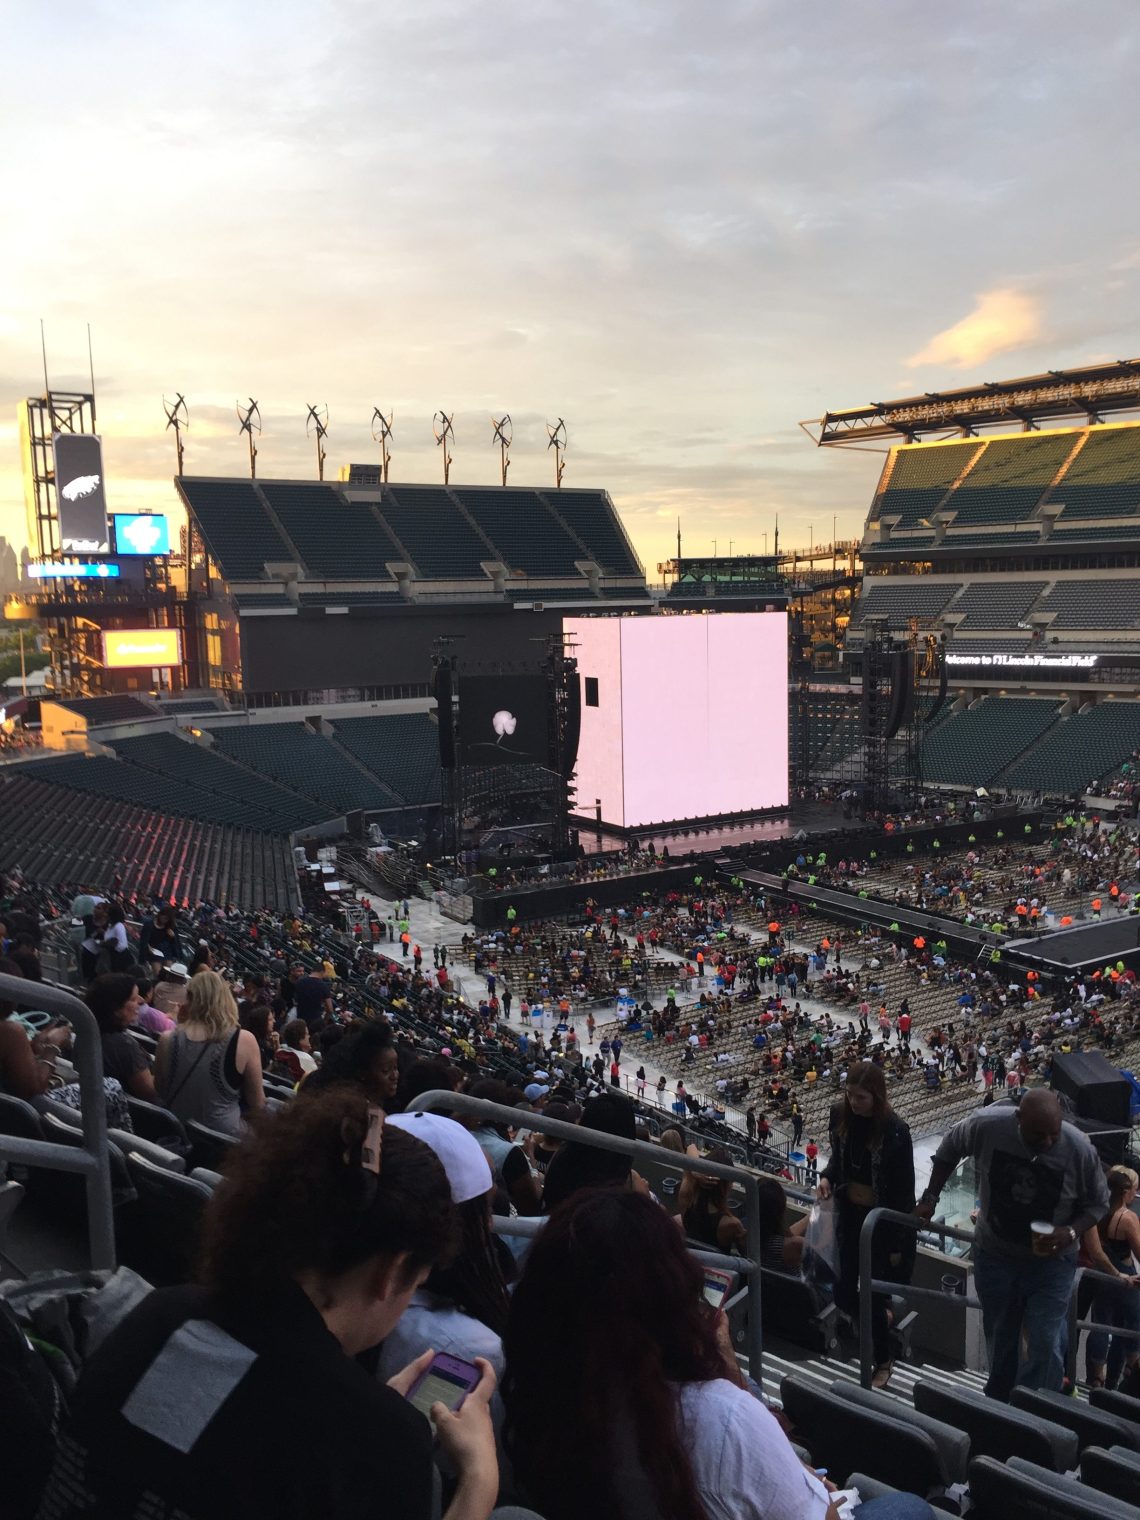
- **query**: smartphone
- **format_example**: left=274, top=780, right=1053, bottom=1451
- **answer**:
left=405, top=1353, right=482, bottom=1421
left=702, top=1268, right=734, bottom=1311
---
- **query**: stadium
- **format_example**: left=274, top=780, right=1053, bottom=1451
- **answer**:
left=4, top=355, right=1140, bottom=1519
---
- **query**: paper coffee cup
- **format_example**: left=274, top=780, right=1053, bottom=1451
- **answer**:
left=1030, top=1220, right=1053, bottom=1255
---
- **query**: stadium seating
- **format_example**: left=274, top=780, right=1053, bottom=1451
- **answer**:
left=458, top=488, right=588, bottom=576
left=0, top=770, right=298, bottom=908
left=949, top=581, right=1048, bottom=628
left=1034, top=579, right=1140, bottom=629
left=178, top=479, right=295, bottom=579
left=545, top=489, right=642, bottom=576
left=1002, top=701, right=1140, bottom=794
left=970, top=1455, right=1138, bottom=1520
left=328, top=714, right=442, bottom=804
left=1010, top=1387, right=1140, bottom=1455
left=912, top=1380, right=1078, bottom=1471
left=945, top=432, right=1075, bottom=525
left=111, top=732, right=326, bottom=831
left=258, top=483, right=402, bottom=581
left=374, top=486, right=496, bottom=579
left=1045, top=426, right=1140, bottom=519
left=847, top=581, right=961, bottom=630
left=917, top=698, right=1062, bottom=787
left=870, top=441, right=980, bottom=530
left=1080, top=1447, right=1140, bottom=1508
left=50, top=694, right=157, bottom=725
left=210, top=722, right=402, bottom=812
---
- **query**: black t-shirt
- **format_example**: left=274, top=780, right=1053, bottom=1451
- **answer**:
left=101, top=1031, right=147, bottom=1089
left=36, top=1281, right=434, bottom=1520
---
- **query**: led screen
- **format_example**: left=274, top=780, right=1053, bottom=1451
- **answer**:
left=102, top=628, right=182, bottom=669
left=457, top=674, right=550, bottom=767
left=565, top=612, right=788, bottom=827
left=53, top=434, right=109, bottom=554
left=112, top=513, right=170, bottom=556
left=29, top=562, right=120, bottom=579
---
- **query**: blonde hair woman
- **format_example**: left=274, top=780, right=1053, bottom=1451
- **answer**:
left=155, top=968, right=265, bottom=1136
left=1086, top=1165, right=1140, bottom=1389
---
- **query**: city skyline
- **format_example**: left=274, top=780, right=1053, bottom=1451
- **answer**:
left=2, top=1, right=1137, bottom=572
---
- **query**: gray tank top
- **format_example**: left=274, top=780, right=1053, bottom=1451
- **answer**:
left=162, top=1029, right=243, bottom=1136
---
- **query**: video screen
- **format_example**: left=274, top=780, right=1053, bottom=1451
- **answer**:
left=566, top=613, right=788, bottom=827
left=53, top=434, right=109, bottom=554
left=457, top=673, right=550, bottom=768
left=113, top=513, right=170, bottom=556
left=102, top=628, right=182, bottom=669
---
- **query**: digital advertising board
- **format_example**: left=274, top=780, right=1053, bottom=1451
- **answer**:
left=53, top=434, right=109, bottom=554
left=102, top=628, right=182, bottom=669
left=112, top=514, right=170, bottom=556
left=565, top=611, right=789, bottom=828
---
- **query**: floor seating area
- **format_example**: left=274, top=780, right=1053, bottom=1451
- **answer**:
left=0, top=771, right=297, bottom=907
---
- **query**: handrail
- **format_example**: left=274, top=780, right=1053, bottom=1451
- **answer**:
left=0, top=973, right=115, bottom=1270
left=1064, top=1264, right=1140, bottom=1385
left=410, top=1089, right=765, bottom=1377
left=857, top=1205, right=979, bottom=1388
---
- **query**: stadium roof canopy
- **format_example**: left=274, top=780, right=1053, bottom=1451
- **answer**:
left=806, top=359, right=1140, bottom=446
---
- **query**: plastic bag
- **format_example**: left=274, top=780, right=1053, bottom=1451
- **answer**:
left=801, top=1199, right=841, bottom=1285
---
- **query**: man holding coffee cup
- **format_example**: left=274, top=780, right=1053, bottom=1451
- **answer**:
left=917, top=1089, right=1108, bottom=1401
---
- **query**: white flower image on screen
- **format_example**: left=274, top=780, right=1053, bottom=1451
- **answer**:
left=123, top=517, right=162, bottom=553
left=492, top=710, right=517, bottom=742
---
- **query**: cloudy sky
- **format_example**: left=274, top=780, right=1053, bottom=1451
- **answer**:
left=1, top=0, right=1137, bottom=573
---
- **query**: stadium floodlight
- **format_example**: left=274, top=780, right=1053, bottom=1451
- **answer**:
left=492, top=414, right=512, bottom=486
left=433, top=411, right=455, bottom=485
left=237, top=398, right=261, bottom=478
left=163, top=393, right=188, bottom=475
left=306, top=403, right=329, bottom=481
left=546, top=418, right=567, bottom=489
left=371, top=407, right=394, bottom=483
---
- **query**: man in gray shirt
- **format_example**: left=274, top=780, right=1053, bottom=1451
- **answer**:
left=917, top=1090, right=1108, bottom=1400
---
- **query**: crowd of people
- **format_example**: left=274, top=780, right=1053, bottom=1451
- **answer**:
left=3, top=817, right=1140, bottom=1517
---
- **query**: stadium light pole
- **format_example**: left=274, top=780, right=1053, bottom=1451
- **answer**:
left=371, top=408, right=394, bottom=483
left=546, top=418, right=567, bottom=489
left=163, top=393, right=188, bottom=476
left=434, top=412, right=455, bottom=485
left=306, top=404, right=329, bottom=481
left=492, top=415, right=512, bottom=486
left=237, top=399, right=261, bottom=478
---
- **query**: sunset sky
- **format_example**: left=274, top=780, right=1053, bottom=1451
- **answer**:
left=2, top=0, right=1137, bottom=573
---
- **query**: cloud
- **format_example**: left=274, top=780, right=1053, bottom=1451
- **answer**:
left=905, top=288, right=1043, bottom=371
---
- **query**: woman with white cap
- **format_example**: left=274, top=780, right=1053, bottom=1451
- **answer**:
left=379, top=1111, right=513, bottom=1382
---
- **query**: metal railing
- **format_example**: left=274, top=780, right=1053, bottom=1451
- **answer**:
left=1065, top=1263, right=1140, bottom=1385
left=857, top=1206, right=981, bottom=1388
left=0, top=973, right=115, bottom=1270
left=411, top=1088, right=765, bottom=1376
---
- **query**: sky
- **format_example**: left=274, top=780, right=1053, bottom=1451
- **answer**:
left=1, top=0, right=1138, bottom=575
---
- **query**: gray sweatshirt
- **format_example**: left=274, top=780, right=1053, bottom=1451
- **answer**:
left=931, top=1107, right=1108, bottom=1261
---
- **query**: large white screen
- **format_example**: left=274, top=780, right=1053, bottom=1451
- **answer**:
left=566, top=612, right=788, bottom=828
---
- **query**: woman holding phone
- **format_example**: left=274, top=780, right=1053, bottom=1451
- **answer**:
left=36, top=1089, right=504, bottom=1520
left=502, top=1189, right=932, bottom=1520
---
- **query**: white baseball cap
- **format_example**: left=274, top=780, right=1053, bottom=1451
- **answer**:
left=387, top=1112, right=492, bottom=1203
